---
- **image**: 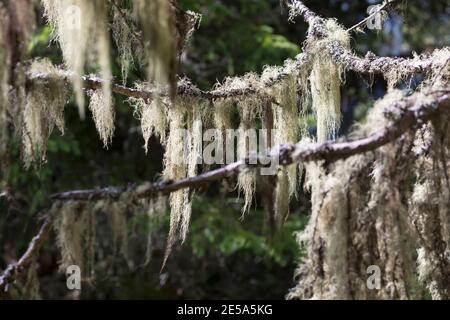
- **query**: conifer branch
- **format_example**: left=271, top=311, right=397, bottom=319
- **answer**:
left=285, top=0, right=435, bottom=76
left=51, top=89, right=450, bottom=201
left=326, top=41, right=434, bottom=76
left=26, top=1, right=438, bottom=109
left=3, top=83, right=449, bottom=299
left=347, top=0, right=397, bottom=33
left=0, top=215, right=54, bottom=295
left=26, top=1, right=437, bottom=106
left=28, top=53, right=308, bottom=104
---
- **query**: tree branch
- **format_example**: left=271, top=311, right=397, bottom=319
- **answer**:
left=4, top=88, right=449, bottom=296
left=284, top=0, right=325, bottom=37
left=0, top=215, right=54, bottom=296
left=51, top=89, right=450, bottom=202
left=327, top=41, right=434, bottom=76
left=28, top=53, right=307, bottom=104
left=285, top=0, right=437, bottom=76
left=347, top=0, right=397, bottom=33
left=26, top=1, right=438, bottom=108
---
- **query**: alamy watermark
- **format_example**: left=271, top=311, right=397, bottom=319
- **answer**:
left=366, top=5, right=387, bottom=31
left=66, top=265, right=81, bottom=290
left=366, top=265, right=381, bottom=290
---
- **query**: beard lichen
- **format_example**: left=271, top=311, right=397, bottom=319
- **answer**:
left=134, top=0, right=176, bottom=99
left=23, top=258, right=41, bottom=300
left=307, top=19, right=350, bottom=142
left=19, top=60, right=68, bottom=168
left=107, top=200, right=129, bottom=258
left=88, top=89, right=115, bottom=148
left=54, top=201, right=89, bottom=272
left=428, top=48, right=450, bottom=89
left=127, top=83, right=168, bottom=153
left=289, top=80, right=450, bottom=299
left=161, top=97, right=207, bottom=265
left=162, top=98, right=191, bottom=265
left=0, top=2, right=11, bottom=173
left=237, top=93, right=262, bottom=217
left=144, top=197, right=167, bottom=266
left=272, top=73, right=300, bottom=223
left=42, top=0, right=111, bottom=119
left=111, top=5, right=144, bottom=84
left=410, top=122, right=450, bottom=299
left=274, top=170, right=291, bottom=227
left=213, top=98, right=234, bottom=137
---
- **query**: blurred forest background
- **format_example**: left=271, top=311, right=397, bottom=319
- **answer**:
left=1, top=0, right=449, bottom=299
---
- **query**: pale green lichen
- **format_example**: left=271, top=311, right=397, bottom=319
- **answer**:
left=42, top=0, right=111, bottom=119
left=20, top=59, right=68, bottom=168
left=134, top=0, right=175, bottom=97
left=307, top=19, right=350, bottom=142
left=88, top=90, right=115, bottom=148
left=54, top=201, right=88, bottom=271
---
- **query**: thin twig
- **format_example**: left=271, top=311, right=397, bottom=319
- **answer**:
left=347, top=0, right=397, bottom=33
left=0, top=215, right=54, bottom=295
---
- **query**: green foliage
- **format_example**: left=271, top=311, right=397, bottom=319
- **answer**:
left=180, top=0, right=300, bottom=88
left=189, top=197, right=306, bottom=267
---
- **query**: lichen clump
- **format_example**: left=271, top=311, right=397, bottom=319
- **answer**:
left=54, top=201, right=89, bottom=271
left=128, top=83, right=167, bottom=153
left=288, top=86, right=450, bottom=300
left=134, top=0, right=176, bottom=98
left=162, top=99, right=191, bottom=265
left=42, top=0, right=112, bottom=119
left=0, top=3, right=11, bottom=172
left=19, top=60, right=68, bottom=168
left=307, top=19, right=350, bottom=142
left=88, top=90, right=115, bottom=148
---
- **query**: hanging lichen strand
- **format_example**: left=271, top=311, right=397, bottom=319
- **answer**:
left=134, top=0, right=177, bottom=100
left=238, top=96, right=262, bottom=216
left=88, top=90, right=115, bottom=148
left=288, top=81, right=450, bottom=300
left=54, top=201, right=89, bottom=271
left=0, top=3, right=11, bottom=173
left=42, top=0, right=112, bottom=120
left=111, top=4, right=144, bottom=84
left=411, top=103, right=450, bottom=300
left=107, top=200, right=129, bottom=258
left=273, top=73, right=300, bottom=224
left=18, top=60, right=68, bottom=168
left=127, top=83, right=167, bottom=153
left=308, top=19, right=350, bottom=142
left=162, top=98, right=191, bottom=265
left=0, top=0, right=36, bottom=173
left=213, top=98, right=234, bottom=135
